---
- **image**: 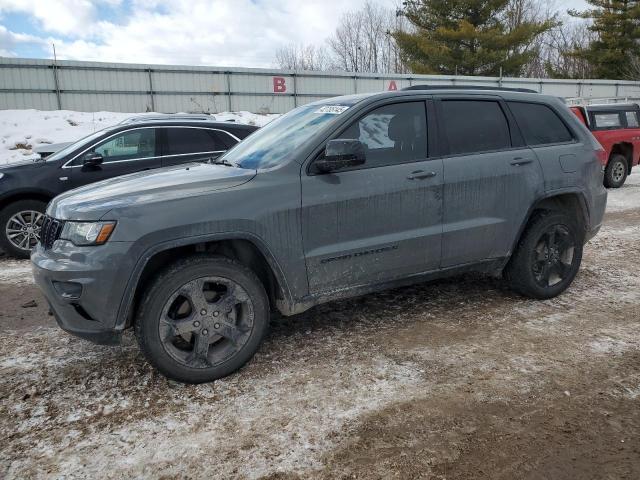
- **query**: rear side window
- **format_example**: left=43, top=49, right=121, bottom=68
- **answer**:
left=508, top=102, right=574, bottom=146
left=440, top=100, right=511, bottom=155
left=593, top=113, right=622, bottom=129
left=165, top=128, right=219, bottom=155
left=625, top=111, right=639, bottom=128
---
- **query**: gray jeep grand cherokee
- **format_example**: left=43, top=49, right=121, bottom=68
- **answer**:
left=32, top=89, right=607, bottom=383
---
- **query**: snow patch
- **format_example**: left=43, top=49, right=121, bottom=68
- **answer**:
left=0, top=259, right=33, bottom=284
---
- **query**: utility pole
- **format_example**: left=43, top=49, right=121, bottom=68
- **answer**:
left=52, top=43, right=62, bottom=110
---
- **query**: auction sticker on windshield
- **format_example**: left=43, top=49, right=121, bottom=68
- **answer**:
left=314, top=105, right=349, bottom=114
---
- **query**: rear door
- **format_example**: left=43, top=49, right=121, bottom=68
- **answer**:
left=622, top=109, right=640, bottom=168
left=436, top=96, right=545, bottom=268
left=160, top=127, right=227, bottom=167
left=301, top=99, right=444, bottom=293
left=69, top=127, right=161, bottom=187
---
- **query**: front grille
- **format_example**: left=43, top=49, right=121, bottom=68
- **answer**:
left=39, top=215, right=65, bottom=250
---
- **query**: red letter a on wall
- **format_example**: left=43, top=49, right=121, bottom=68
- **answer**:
left=388, top=80, right=398, bottom=91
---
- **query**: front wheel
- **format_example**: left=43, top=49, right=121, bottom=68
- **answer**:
left=0, top=200, right=47, bottom=258
left=505, top=212, right=583, bottom=299
left=135, top=255, right=269, bottom=383
left=604, top=154, right=628, bottom=188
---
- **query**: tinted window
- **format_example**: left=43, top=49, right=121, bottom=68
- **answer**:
left=508, top=101, right=574, bottom=146
left=441, top=100, right=511, bottom=155
left=93, top=128, right=156, bottom=162
left=340, top=102, right=427, bottom=167
left=626, top=111, right=639, bottom=128
left=212, top=131, right=237, bottom=150
left=166, top=128, right=218, bottom=155
left=593, top=113, right=622, bottom=128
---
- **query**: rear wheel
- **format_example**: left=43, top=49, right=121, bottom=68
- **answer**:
left=135, top=255, right=269, bottom=383
left=604, top=154, right=628, bottom=188
left=505, top=212, right=582, bottom=299
left=0, top=200, right=47, bottom=258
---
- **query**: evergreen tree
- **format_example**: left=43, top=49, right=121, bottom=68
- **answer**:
left=569, top=0, right=640, bottom=79
left=394, top=0, right=556, bottom=76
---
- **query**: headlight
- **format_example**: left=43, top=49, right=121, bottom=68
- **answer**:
left=60, top=221, right=116, bottom=246
left=0, top=173, right=4, bottom=180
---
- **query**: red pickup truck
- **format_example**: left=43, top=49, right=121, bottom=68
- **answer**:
left=571, top=103, right=640, bottom=188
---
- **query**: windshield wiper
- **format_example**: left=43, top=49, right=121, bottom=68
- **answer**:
left=208, top=157, right=237, bottom=167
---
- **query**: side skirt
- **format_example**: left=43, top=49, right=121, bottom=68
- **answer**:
left=279, top=257, right=507, bottom=316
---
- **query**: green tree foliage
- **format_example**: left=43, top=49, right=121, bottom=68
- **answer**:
left=394, top=0, right=557, bottom=76
left=569, top=0, right=640, bottom=79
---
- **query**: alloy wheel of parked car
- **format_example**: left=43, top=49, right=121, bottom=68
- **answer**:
left=604, top=154, right=628, bottom=188
left=505, top=212, right=583, bottom=299
left=0, top=200, right=47, bottom=258
left=135, top=255, right=269, bottom=383
left=531, top=224, right=575, bottom=288
left=159, top=276, right=254, bottom=369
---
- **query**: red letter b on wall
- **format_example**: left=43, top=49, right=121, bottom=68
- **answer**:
left=273, top=77, right=287, bottom=93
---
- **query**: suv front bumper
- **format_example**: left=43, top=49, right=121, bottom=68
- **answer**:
left=31, top=241, right=136, bottom=345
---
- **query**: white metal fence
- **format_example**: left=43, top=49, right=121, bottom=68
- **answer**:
left=2, top=57, right=640, bottom=114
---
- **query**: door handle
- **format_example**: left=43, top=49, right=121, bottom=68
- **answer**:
left=407, top=170, right=437, bottom=180
left=510, top=157, right=533, bottom=166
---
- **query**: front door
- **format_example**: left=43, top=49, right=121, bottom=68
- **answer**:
left=70, top=127, right=161, bottom=187
left=301, top=100, right=444, bottom=294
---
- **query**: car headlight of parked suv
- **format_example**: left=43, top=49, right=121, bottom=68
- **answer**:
left=60, top=221, right=116, bottom=246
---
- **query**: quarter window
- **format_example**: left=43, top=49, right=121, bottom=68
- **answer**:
left=625, top=111, right=639, bottom=128
left=93, top=129, right=156, bottom=162
left=440, top=100, right=511, bottom=155
left=339, top=102, right=427, bottom=167
left=165, top=128, right=219, bottom=155
left=593, top=113, right=622, bottom=129
left=508, top=101, right=574, bottom=146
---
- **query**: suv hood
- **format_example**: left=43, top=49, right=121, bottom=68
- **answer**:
left=48, top=162, right=256, bottom=221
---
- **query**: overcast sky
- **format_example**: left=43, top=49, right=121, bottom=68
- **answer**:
left=0, top=0, right=590, bottom=68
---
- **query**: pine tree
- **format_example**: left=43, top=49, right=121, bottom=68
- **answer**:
left=394, top=0, right=556, bottom=76
left=569, top=0, right=640, bottom=79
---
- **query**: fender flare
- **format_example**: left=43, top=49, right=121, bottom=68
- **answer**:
left=114, top=231, right=295, bottom=330
left=507, top=188, right=590, bottom=259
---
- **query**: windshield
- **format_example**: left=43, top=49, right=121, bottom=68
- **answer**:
left=46, top=127, right=114, bottom=162
left=223, top=101, right=358, bottom=170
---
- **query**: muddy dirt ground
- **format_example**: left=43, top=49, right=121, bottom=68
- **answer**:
left=1, top=176, right=640, bottom=479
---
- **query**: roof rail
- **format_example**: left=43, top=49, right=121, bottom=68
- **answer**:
left=402, top=85, right=538, bottom=94
left=118, top=113, right=215, bottom=124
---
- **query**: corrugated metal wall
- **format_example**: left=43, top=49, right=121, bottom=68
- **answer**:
left=2, top=57, right=640, bottom=114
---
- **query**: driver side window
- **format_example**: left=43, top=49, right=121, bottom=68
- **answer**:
left=340, top=102, right=428, bottom=168
left=92, top=129, right=157, bottom=163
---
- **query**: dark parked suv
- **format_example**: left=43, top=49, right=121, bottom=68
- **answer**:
left=0, top=117, right=258, bottom=257
left=32, top=89, right=607, bottom=383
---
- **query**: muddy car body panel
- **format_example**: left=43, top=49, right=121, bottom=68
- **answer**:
left=33, top=89, right=607, bottom=363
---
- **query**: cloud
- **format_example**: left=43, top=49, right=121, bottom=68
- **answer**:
left=0, top=23, right=47, bottom=56
left=0, top=0, right=120, bottom=35
left=0, top=0, right=399, bottom=67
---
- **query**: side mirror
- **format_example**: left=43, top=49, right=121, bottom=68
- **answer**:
left=82, top=152, right=104, bottom=167
left=315, top=139, right=366, bottom=173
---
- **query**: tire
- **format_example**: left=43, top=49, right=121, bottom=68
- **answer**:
left=604, top=154, right=628, bottom=188
left=0, top=199, right=47, bottom=259
left=135, top=255, right=269, bottom=383
left=505, top=212, right=583, bottom=300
